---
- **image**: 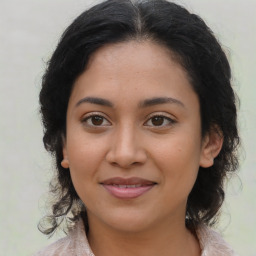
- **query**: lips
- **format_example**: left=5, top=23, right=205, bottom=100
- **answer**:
left=100, top=177, right=156, bottom=199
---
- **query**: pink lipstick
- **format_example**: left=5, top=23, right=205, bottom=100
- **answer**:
left=101, top=177, right=156, bottom=199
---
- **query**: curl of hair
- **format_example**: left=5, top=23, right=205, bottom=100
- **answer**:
left=39, top=0, right=239, bottom=236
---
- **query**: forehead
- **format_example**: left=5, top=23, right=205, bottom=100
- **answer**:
left=87, top=40, right=180, bottom=74
left=69, top=40, right=197, bottom=110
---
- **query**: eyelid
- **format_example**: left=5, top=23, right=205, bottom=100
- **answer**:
left=144, top=112, right=177, bottom=127
left=81, top=112, right=112, bottom=127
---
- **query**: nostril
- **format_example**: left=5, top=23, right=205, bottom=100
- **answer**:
left=111, top=162, right=119, bottom=167
left=109, top=160, right=144, bottom=169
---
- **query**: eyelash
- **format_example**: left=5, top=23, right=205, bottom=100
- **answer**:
left=81, top=113, right=111, bottom=128
left=144, top=114, right=176, bottom=128
left=81, top=113, right=176, bottom=128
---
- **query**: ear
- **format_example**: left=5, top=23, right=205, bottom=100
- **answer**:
left=61, top=138, right=69, bottom=169
left=200, top=126, right=223, bottom=168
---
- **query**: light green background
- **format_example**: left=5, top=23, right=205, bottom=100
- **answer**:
left=0, top=0, right=255, bottom=255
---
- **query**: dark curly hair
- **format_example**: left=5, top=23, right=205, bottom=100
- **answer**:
left=39, top=0, right=239, bottom=236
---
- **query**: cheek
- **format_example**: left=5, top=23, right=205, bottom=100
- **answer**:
left=152, top=135, right=201, bottom=190
left=66, top=134, right=108, bottom=187
left=153, top=134, right=202, bottom=165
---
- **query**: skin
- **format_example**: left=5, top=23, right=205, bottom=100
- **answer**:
left=62, top=41, right=223, bottom=256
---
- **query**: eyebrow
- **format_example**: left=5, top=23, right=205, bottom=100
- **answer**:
left=75, top=96, right=184, bottom=108
left=76, top=97, right=113, bottom=107
left=139, top=97, right=185, bottom=108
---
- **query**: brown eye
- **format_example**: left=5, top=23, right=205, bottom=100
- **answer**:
left=82, top=114, right=111, bottom=127
left=91, top=116, right=104, bottom=125
left=144, top=115, right=175, bottom=128
left=151, top=116, right=164, bottom=126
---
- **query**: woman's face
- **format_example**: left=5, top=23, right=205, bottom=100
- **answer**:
left=63, top=41, right=213, bottom=233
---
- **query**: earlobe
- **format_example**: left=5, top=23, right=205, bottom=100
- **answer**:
left=200, top=127, right=223, bottom=168
left=61, top=139, right=69, bottom=169
left=61, top=158, right=69, bottom=169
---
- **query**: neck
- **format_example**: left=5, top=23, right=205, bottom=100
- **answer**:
left=86, top=216, right=200, bottom=256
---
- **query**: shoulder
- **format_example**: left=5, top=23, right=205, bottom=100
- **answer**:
left=197, top=224, right=239, bottom=256
left=33, top=219, right=94, bottom=256
left=33, top=236, right=74, bottom=256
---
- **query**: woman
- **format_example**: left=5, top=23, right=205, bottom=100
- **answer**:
left=35, top=0, right=240, bottom=255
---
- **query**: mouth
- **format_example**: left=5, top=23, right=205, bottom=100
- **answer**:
left=100, top=177, right=157, bottom=199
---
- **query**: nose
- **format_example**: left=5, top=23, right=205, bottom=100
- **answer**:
left=105, top=125, right=147, bottom=168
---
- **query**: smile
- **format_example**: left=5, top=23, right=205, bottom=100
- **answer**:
left=112, top=184, right=144, bottom=188
left=100, top=177, right=156, bottom=199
